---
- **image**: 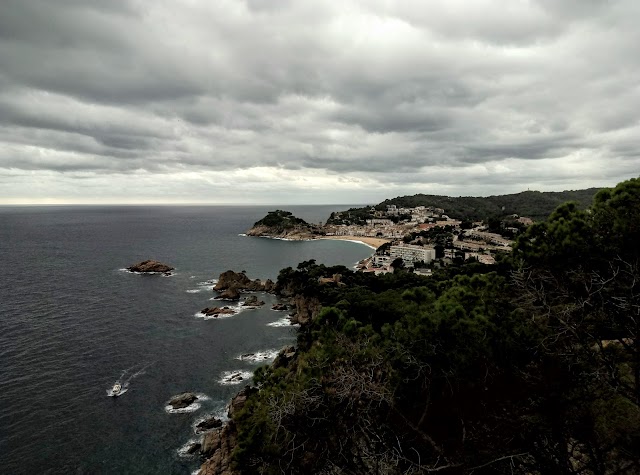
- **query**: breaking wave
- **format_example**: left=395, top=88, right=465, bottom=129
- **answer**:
left=236, top=349, right=279, bottom=363
left=194, top=303, right=247, bottom=320
left=267, top=317, right=299, bottom=327
left=219, top=370, right=253, bottom=385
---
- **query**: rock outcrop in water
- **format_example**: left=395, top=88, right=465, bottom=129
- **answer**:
left=200, top=307, right=236, bottom=317
left=214, top=288, right=241, bottom=301
left=196, top=416, right=223, bottom=433
left=168, top=392, right=198, bottom=409
left=127, top=259, right=174, bottom=274
left=213, top=270, right=274, bottom=293
left=213, top=270, right=276, bottom=300
left=242, top=295, right=265, bottom=307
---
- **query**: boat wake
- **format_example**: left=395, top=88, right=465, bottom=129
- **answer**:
left=106, top=361, right=155, bottom=397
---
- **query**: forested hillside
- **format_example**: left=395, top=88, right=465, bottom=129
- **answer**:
left=209, top=178, right=640, bottom=475
left=377, top=188, right=600, bottom=221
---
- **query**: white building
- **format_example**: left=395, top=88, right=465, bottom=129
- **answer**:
left=372, top=255, right=392, bottom=266
left=390, top=245, right=436, bottom=265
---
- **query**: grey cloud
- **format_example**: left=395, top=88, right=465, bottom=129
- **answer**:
left=331, top=105, right=450, bottom=134
left=0, top=0, right=638, bottom=203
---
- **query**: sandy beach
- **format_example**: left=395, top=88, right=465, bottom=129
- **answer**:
left=319, top=235, right=391, bottom=250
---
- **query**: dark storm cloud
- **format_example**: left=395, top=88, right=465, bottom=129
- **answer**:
left=0, top=0, right=638, bottom=202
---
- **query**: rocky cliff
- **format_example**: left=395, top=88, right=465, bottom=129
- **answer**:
left=195, top=276, right=321, bottom=474
left=196, top=378, right=274, bottom=474
left=213, top=270, right=274, bottom=293
left=290, top=294, right=323, bottom=325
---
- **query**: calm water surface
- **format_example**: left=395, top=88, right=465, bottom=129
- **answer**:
left=0, top=205, right=371, bottom=474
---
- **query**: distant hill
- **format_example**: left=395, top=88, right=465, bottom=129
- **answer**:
left=376, top=188, right=602, bottom=221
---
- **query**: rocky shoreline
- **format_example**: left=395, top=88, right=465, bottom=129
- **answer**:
left=187, top=267, right=322, bottom=474
left=245, top=224, right=320, bottom=241
left=170, top=268, right=311, bottom=473
left=196, top=345, right=299, bottom=475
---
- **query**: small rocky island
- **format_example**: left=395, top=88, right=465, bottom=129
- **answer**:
left=168, top=392, right=198, bottom=409
left=127, top=259, right=174, bottom=274
left=246, top=210, right=323, bottom=240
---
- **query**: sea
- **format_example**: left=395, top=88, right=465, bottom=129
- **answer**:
left=0, top=205, right=373, bottom=475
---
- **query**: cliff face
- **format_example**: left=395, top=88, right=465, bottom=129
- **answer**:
left=198, top=386, right=258, bottom=475
left=290, top=294, right=322, bottom=325
left=198, top=421, right=237, bottom=475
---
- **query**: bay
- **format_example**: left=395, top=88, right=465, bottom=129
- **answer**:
left=0, top=205, right=371, bottom=474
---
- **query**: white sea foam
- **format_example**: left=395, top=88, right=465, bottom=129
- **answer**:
left=195, top=303, right=246, bottom=320
left=177, top=438, right=202, bottom=458
left=165, top=402, right=201, bottom=413
left=119, top=268, right=175, bottom=276
left=197, top=279, right=218, bottom=286
left=186, top=279, right=218, bottom=293
left=219, top=370, right=253, bottom=385
left=237, top=233, right=247, bottom=237
left=267, top=317, right=299, bottom=327
left=194, top=311, right=234, bottom=320
left=236, top=349, right=279, bottom=363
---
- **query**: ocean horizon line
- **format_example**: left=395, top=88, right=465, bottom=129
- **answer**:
left=0, top=202, right=371, bottom=207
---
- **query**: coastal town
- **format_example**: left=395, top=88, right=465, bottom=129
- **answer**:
left=248, top=205, right=535, bottom=276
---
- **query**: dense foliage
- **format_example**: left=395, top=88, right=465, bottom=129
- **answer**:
left=253, top=210, right=309, bottom=229
left=231, top=179, right=639, bottom=474
left=327, top=207, right=376, bottom=225
left=377, top=188, right=600, bottom=221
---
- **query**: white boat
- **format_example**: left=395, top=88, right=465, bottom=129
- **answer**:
left=112, top=382, right=122, bottom=396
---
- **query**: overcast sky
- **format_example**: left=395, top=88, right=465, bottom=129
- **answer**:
left=1, top=0, right=638, bottom=204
